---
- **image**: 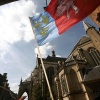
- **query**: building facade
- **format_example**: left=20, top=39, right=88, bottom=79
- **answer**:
left=18, top=21, right=100, bottom=100
left=18, top=52, right=66, bottom=100
left=90, top=6, right=100, bottom=28
left=54, top=22, right=100, bottom=100
left=0, top=73, right=18, bottom=100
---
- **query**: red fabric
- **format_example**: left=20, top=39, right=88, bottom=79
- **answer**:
left=46, top=0, right=100, bottom=35
left=19, top=96, right=27, bottom=100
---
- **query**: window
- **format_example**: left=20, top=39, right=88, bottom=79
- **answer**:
left=67, top=69, right=82, bottom=93
left=46, top=67, right=54, bottom=86
left=61, top=74, right=67, bottom=96
left=96, top=13, right=100, bottom=22
left=89, top=48, right=100, bottom=65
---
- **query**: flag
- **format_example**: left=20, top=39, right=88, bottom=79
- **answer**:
left=19, top=96, right=27, bottom=100
left=30, top=0, right=100, bottom=45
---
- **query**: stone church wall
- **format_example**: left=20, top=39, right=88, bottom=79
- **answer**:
left=90, top=6, right=100, bottom=28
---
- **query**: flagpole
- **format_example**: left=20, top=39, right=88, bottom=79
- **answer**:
left=46, top=0, right=47, bottom=7
left=29, top=18, right=54, bottom=100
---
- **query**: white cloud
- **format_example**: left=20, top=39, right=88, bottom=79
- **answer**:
left=56, top=55, right=61, bottom=57
left=9, top=82, right=19, bottom=93
left=34, top=42, right=54, bottom=57
left=0, top=0, right=37, bottom=60
left=0, top=0, right=52, bottom=60
left=0, top=41, right=10, bottom=60
left=0, top=0, right=36, bottom=44
left=0, top=0, right=53, bottom=94
left=27, top=73, right=31, bottom=77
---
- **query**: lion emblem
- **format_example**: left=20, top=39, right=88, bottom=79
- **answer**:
left=56, top=0, right=79, bottom=19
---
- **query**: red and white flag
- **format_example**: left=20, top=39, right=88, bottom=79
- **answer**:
left=46, top=0, right=100, bottom=34
left=30, top=0, right=100, bottom=45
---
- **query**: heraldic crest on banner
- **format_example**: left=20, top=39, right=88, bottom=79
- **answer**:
left=56, top=0, right=79, bottom=19
left=33, top=15, right=49, bottom=37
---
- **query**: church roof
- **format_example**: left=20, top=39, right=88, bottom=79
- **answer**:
left=23, top=75, right=32, bottom=82
left=77, top=36, right=91, bottom=45
left=83, top=65, right=100, bottom=82
left=10, top=91, right=18, bottom=99
left=38, top=56, right=66, bottom=64
left=72, top=36, right=91, bottom=52
left=83, top=21, right=94, bottom=31
left=45, top=56, right=66, bottom=62
left=64, top=36, right=91, bottom=63
left=65, top=54, right=74, bottom=62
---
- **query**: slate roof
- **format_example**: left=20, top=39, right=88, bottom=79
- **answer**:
left=77, top=36, right=91, bottom=45
left=65, top=54, right=74, bottom=62
left=83, top=65, right=100, bottom=82
left=72, top=36, right=91, bottom=52
left=38, top=56, right=66, bottom=64
left=45, top=56, right=66, bottom=62
left=65, top=36, right=91, bottom=63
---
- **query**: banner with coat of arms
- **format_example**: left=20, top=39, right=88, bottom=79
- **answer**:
left=30, top=0, right=100, bottom=46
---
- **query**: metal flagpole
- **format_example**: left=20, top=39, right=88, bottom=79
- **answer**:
left=29, top=18, right=54, bottom=100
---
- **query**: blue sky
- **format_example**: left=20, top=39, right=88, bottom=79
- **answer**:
left=0, top=0, right=99, bottom=95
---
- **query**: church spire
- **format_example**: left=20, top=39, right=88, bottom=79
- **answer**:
left=82, top=21, right=94, bottom=31
left=83, top=21, right=100, bottom=51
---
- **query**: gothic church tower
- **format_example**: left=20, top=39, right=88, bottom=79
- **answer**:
left=83, top=21, right=100, bottom=51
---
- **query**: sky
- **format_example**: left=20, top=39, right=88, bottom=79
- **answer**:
left=0, top=0, right=99, bottom=96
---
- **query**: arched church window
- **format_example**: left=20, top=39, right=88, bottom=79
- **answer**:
left=61, top=74, right=68, bottom=96
left=96, top=13, right=100, bottom=22
left=67, top=69, right=82, bottom=93
left=46, top=67, right=54, bottom=86
left=81, top=68, right=86, bottom=76
left=89, top=48, right=100, bottom=65
left=53, top=80, right=58, bottom=99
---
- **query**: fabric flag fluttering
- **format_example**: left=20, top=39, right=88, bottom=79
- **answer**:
left=30, top=0, right=100, bottom=45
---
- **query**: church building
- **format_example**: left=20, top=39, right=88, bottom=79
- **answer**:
left=0, top=73, right=18, bottom=100
left=54, top=22, right=100, bottom=100
left=18, top=51, right=66, bottom=100
left=18, top=21, right=100, bottom=100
